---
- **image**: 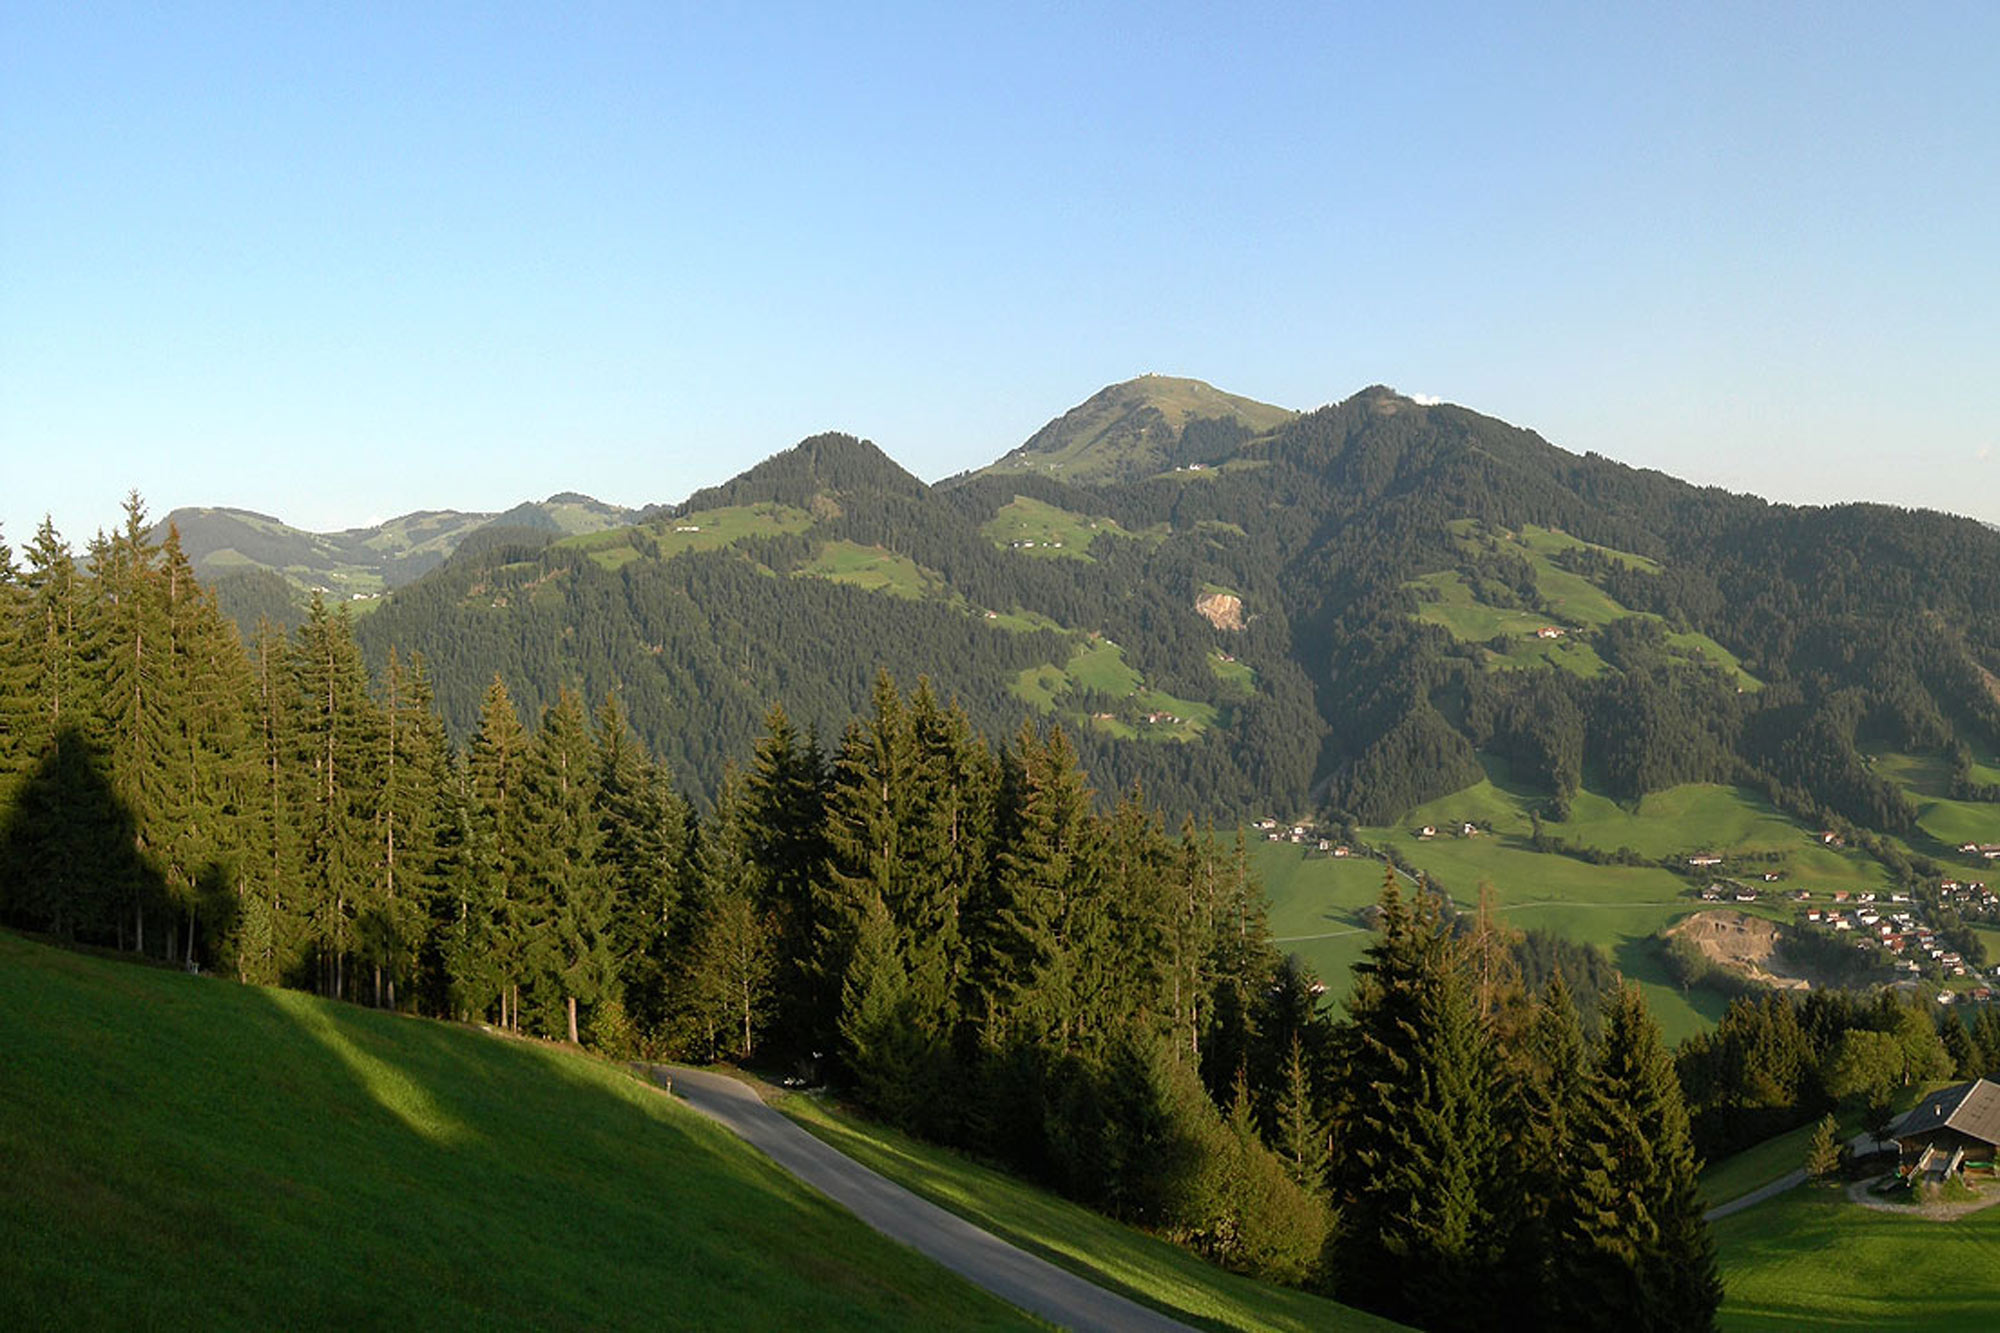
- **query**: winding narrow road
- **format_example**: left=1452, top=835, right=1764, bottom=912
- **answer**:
left=651, top=1066, right=1193, bottom=1333
left=1703, top=1130, right=1884, bottom=1222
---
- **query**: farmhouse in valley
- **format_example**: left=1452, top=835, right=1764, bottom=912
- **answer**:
left=1893, top=1078, right=2000, bottom=1181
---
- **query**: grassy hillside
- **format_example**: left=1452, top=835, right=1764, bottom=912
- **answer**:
left=0, top=932, right=1032, bottom=1331
left=1010, top=638, right=1222, bottom=742
left=561, top=501, right=816, bottom=570
left=979, top=495, right=1149, bottom=560
left=1410, top=520, right=1759, bottom=688
left=1716, top=1186, right=2000, bottom=1330
left=1868, top=748, right=2000, bottom=861
left=982, top=375, right=1296, bottom=482
left=777, top=1090, right=1406, bottom=1332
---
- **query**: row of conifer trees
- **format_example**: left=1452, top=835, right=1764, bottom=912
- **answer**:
left=0, top=500, right=1717, bottom=1328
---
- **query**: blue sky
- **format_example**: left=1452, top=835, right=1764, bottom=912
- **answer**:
left=4, top=2, right=1996, bottom=548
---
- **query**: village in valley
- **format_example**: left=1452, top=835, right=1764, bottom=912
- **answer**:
left=1254, top=809, right=2000, bottom=1008
left=1682, top=833, right=2000, bottom=1004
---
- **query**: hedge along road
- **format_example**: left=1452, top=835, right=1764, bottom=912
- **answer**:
left=651, top=1066, right=1194, bottom=1333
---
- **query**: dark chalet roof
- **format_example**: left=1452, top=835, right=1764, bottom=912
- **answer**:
left=1895, top=1078, right=2000, bottom=1147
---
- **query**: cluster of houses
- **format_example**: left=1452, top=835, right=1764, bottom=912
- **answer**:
left=1959, top=842, right=2000, bottom=860
left=1254, top=818, right=1351, bottom=857
left=1792, top=884, right=2000, bottom=1000
left=1413, top=822, right=1482, bottom=841
left=1939, top=878, right=2000, bottom=918
left=1007, top=539, right=1065, bottom=549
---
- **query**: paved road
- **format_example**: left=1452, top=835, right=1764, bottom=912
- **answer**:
left=1705, top=1168, right=1806, bottom=1221
left=1704, top=1131, right=1886, bottom=1222
left=650, top=1066, right=1193, bottom=1333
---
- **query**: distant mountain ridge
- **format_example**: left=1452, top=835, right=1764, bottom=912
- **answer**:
left=157, top=375, right=2000, bottom=858
left=156, top=493, right=640, bottom=630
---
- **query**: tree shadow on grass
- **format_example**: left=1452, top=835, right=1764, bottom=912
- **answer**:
left=218, top=980, right=1031, bottom=1328
left=0, top=725, right=169, bottom=949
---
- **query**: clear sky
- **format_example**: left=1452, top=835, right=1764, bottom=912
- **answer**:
left=4, top=2, right=1996, bottom=550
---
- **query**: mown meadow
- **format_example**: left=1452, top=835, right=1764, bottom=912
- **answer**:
left=0, top=931, right=1032, bottom=1331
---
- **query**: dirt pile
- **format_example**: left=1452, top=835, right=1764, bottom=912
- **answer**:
left=1195, top=590, right=1244, bottom=631
left=1669, top=909, right=1813, bottom=990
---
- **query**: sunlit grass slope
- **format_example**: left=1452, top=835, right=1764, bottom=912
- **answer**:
left=1715, top=1186, right=2000, bottom=1331
left=0, top=932, right=1033, bottom=1331
left=1412, top=520, right=1759, bottom=689
left=777, top=1091, right=1407, bottom=1333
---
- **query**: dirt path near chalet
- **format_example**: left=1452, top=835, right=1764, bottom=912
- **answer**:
left=1845, top=1173, right=2000, bottom=1220
left=649, top=1066, right=1194, bottom=1333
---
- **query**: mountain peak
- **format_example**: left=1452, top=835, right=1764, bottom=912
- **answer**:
left=979, top=375, right=1296, bottom=483
left=675, top=431, right=928, bottom=515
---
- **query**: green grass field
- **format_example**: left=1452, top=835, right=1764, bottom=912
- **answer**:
left=776, top=1090, right=1405, bottom=1333
left=561, top=502, right=817, bottom=569
left=799, top=540, right=951, bottom=600
left=1209, top=651, right=1256, bottom=691
left=1412, top=521, right=1759, bottom=689
left=1716, top=1186, right=2000, bottom=1330
left=1867, top=749, right=2000, bottom=858
left=981, top=496, right=1131, bottom=560
left=1344, top=763, right=1916, bottom=1040
left=0, top=932, right=1032, bottom=1331
left=1254, top=842, right=1391, bottom=1008
left=1010, top=639, right=1221, bottom=742
left=1514, top=522, right=1662, bottom=574
left=1698, top=1109, right=1874, bottom=1208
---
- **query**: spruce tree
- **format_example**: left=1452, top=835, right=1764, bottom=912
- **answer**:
left=1973, top=1004, right=2000, bottom=1076
left=976, top=723, right=1103, bottom=1051
left=819, top=672, right=917, bottom=1044
left=686, top=766, right=774, bottom=1061
left=1805, top=1112, right=1843, bottom=1182
left=838, top=886, right=919, bottom=1120
left=1496, top=969, right=1594, bottom=1322
left=1941, top=1008, right=1980, bottom=1079
left=1272, top=1032, right=1332, bottom=1195
left=459, top=674, right=527, bottom=1025
left=1330, top=870, right=1507, bottom=1330
left=595, top=693, right=693, bottom=1045
left=0, top=525, right=30, bottom=791
left=517, top=687, right=614, bottom=1043
left=368, top=649, right=452, bottom=1009
left=236, top=620, right=302, bottom=984
left=86, top=496, right=172, bottom=955
left=156, top=526, right=251, bottom=970
left=290, top=594, right=382, bottom=998
left=742, top=701, right=828, bottom=1057
left=22, top=518, right=84, bottom=748
left=1555, top=983, right=1721, bottom=1333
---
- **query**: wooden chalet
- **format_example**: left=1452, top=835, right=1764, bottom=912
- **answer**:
left=1893, top=1078, right=2000, bottom=1181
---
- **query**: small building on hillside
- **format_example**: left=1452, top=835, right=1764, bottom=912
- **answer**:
left=1894, top=1078, right=2000, bottom=1180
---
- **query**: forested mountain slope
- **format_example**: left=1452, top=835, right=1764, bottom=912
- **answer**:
left=156, top=493, right=639, bottom=628
left=334, top=379, right=2000, bottom=842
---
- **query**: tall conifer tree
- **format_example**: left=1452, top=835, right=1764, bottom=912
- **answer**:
left=1554, top=983, right=1721, bottom=1333
left=518, top=687, right=615, bottom=1042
